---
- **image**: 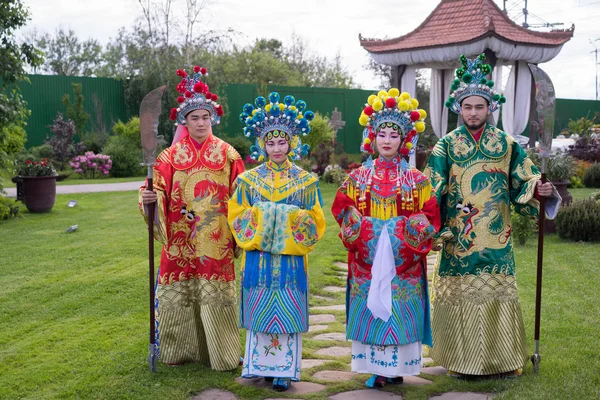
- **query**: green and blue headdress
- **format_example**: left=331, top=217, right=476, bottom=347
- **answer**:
left=446, top=53, right=506, bottom=114
left=240, top=92, right=313, bottom=161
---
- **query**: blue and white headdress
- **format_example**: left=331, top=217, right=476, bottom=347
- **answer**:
left=240, top=92, right=313, bottom=161
left=445, top=54, right=506, bottom=114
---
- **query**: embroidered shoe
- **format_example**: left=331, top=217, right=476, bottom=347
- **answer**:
left=273, top=378, right=291, bottom=391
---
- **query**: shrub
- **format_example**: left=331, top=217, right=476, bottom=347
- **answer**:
left=337, top=153, right=351, bottom=169
left=45, top=113, right=85, bottom=170
left=70, top=151, right=112, bottom=178
left=555, top=199, right=600, bottom=242
left=82, top=132, right=106, bottom=154
left=583, top=163, right=600, bottom=188
left=222, top=134, right=251, bottom=160
left=568, top=135, right=600, bottom=163
left=511, top=210, right=537, bottom=246
left=591, top=191, right=600, bottom=202
left=0, top=124, right=27, bottom=155
left=527, top=148, right=574, bottom=182
left=311, top=141, right=333, bottom=177
left=103, top=136, right=144, bottom=177
left=112, top=117, right=140, bottom=147
left=0, top=197, right=20, bottom=221
left=567, top=116, right=595, bottom=137
left=30, top=144, right=55, bottom=160
left=302, top=113, right=334, bottom=154
left=322, top=166, right=348, bottom=186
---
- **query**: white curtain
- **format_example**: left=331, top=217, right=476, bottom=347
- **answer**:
left=502, top=60, right=531, bottom=137
left=490, top=62, right=503, bottom=126
left=430, top=68, right=454, bottom=138
left=400, top=65, right=417, bottom=96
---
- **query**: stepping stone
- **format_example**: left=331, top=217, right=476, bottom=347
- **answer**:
left=333, top=261, right=347, bottom=270
left=235, top=377, right=326, bottom=394
left=311, top=304, right=345, bottom=311
left=313, top=370, right=355, bottom=381
left=429, top=393, right=493, bottom=400
left=403, top=376, right=433, bottom=386
left=191, top=389, right=238, bottom=400
left=315, top=346, right=351, bottom=357
left=312, top=295, right=334, bottom=301
left=309, top=324, right=329, bottom=332
left=313, top=332, right=347, bottom=341
left=329, top=390, right=403, bottom=399
left=302, top=359, right=330, bottom=369
left=422, top=357, right=433, bottom=365
left=324, top=286, right=346, bottom=293
left=421, top=366, right=447, bottom=376
left=310, top=314, right=336, bottom=324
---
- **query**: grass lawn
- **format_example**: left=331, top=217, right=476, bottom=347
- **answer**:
left=0, top=184, right=598, bottom=399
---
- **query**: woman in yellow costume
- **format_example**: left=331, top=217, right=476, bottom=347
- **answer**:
left=228, top=92, right=326, bottom=391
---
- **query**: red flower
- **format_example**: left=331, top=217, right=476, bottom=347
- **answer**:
left=42, top=158, right=47, bottom=162
left=272, top=339, right=279, bottom=347
left=26, top=159, right=32, bottom=164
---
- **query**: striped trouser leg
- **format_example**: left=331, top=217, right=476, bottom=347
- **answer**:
left=199, top=303, right=241, bottom=371
left=157, top=303, right=209, bottom=366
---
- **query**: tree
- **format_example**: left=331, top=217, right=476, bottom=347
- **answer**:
left=0, top=1, right=43, bottom=191
left=62, top=83, right=90, bottom=135
left=35, top=27, right=103, bottom=76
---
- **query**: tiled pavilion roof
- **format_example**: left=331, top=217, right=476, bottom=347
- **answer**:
left=360, top=0, right=574, bottom=53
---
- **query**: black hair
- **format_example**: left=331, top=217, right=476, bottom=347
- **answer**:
left=459, top=96, right=490, bottom=107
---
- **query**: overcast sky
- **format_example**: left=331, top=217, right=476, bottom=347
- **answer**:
left=22, top=0, right=600, bottom=100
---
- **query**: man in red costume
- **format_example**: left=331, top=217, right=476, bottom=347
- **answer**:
left=140, top=66, right=244, bottom=370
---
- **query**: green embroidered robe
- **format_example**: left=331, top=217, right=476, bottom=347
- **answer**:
left=425, top=124, right=559, bottom=375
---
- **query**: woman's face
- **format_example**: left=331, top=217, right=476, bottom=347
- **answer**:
left=375, top=125, right=402, bottom=159
left=265, top=137, right=290, bottom=164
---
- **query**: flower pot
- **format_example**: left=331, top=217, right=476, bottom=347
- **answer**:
left=20, top=175, right=58, bottom=213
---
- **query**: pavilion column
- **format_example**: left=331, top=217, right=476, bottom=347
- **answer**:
left=430, top=68, right=454, bottom=138
left=391, top=65, right=417, bottom=96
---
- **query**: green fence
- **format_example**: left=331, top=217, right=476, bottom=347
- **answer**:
left=19, top=75, right=126, bottom=147
left=224, top=84, right=375, bottom=153
left=18, top=75, right=600, bottom=151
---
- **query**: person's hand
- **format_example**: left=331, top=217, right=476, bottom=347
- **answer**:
left=432, top=243, right=443, bottom=252
left=536, top=181, right=553, bottom=197
left=141, top=189, right=158, bottom=204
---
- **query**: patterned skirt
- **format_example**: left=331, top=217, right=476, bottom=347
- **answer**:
left=351, top=340, right=422, bottom=378
left=242, top=331, right=302, bottom=381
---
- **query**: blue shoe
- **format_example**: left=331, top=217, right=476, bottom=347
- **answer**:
left=365, top=374, right=386, bottom=388
left=273, top=378, right=291, bottom=391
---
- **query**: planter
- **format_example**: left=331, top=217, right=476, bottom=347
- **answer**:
left=19, top=175, right=58, bottom=213
left=544, top=180, right=572, bottom=234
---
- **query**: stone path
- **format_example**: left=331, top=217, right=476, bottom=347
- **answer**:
left=3, top=180, right=144, bottom=197
left=220, top=257, right=496, bottom=399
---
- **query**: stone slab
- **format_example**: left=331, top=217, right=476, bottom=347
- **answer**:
left=429, top=393, right=493, bottom=400
left=310, top=314, right=336, bottom=324
left=421, top=366, right=447, bottom=376
left=422, top=357, right=433, bottom=365
left=191, top=389, right=238, bottom=400
left=308, top=324, right=329, bottom=332
left=333, top=261, right=348, bottom=270
left=302, top=359, right=330, bottom=369
left=315, top=346, right=352, bottom=357
left=312, top=295, right=334, bottom=301
left=324, top=286, right=346, bottom=293
left=234, top=377, right=326, bottom=394
left=313, top=370, right=355, bottom=381
left=403, top=376, right=433, bottom=386
left=313, top=332, right=347, bottom=341
left=311, top=304, right=346, bottom=311
left=329, top=389, right=403, bottom=399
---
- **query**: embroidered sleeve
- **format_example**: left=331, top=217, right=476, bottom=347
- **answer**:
left=138, top=150, right=171, bottom=244
left=331, top=178, right=363, bottom=251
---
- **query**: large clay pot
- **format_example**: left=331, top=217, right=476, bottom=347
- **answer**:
left=20, top=175, right=58, bottom=213
left=544, top=180, right=572, bottom=233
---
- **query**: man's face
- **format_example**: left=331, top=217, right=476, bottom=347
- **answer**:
left=460, top=96, right=490, bottom=131
left=185, top=109, right=212, bottom=143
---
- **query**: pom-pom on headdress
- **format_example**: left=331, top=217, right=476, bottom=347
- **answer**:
left=445, top=54, right=506, bottom=114
left=240, top=92, right=313, bottom=161
left=358, top=88, right=427, bottom=156
left=169, top=66, right=224, bottom=126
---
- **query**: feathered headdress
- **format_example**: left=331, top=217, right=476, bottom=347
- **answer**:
left=358, top=88, right=427, bottom=156
left=445, top=54, right=506, bottom=114
left=240, top=92, right=313, bottom=161
left=169, top=66, right=224, bottom=126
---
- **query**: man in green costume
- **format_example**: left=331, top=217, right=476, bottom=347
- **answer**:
left=425, top=54, right=560, bottom=377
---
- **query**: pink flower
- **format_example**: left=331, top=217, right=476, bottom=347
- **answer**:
left=295, top=233, right=305, bottom=242
left=245, top=229, right=253, bottom=238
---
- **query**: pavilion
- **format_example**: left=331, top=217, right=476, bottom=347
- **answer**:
left=360, top=0, right=574, bottom=141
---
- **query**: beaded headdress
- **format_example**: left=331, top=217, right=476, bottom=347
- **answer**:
left=169, top=66, right=224, bottom=126
left=445, top=54, right=506, bottom=114
left=358, top=88, right=427, bottom=156
left=240, top=92, right=313, bottom=161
